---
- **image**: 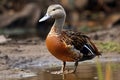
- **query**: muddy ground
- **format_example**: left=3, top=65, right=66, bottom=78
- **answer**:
left=0, top=27, right=120, bottom=80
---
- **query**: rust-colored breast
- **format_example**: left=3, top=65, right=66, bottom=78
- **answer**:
left=46, top=35, right=74, bottom=62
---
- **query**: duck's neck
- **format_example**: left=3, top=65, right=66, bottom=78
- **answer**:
left=49, top=17, right=65, bottom=35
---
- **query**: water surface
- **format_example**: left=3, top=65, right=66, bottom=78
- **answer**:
left=15, top=61, right=120, bottom=80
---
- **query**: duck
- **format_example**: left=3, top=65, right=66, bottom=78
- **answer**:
left=39, top=4, right=101, bottom=74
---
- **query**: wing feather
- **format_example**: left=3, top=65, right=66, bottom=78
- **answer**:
left=60, top=31, right=101, bottom=61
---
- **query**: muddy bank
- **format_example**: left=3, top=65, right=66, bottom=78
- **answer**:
left=0, top=37, right=64, bottom=79
left=0, top=38, right=46, bottom=79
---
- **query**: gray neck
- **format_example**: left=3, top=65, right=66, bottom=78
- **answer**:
left=50, top=16, right=65, bottom=34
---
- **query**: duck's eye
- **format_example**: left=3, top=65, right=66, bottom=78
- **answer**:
left=53, top=9, right=56, bottom=11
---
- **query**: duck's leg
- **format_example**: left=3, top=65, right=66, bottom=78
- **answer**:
left=51, top=61, right=66, bottom=74
left=61, top=61, right=77, bottom=74
left=51, top=61, right=78, bottom=74
left=64, top=61, right=78, bottom=73
left=61, top=61, right=66, bottom=73
left=73, top=61, right=78, bottom=73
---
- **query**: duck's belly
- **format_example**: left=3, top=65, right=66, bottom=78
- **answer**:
left=46, top=35, right=74, bottom=62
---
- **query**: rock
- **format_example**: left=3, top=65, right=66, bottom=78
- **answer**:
left=0, top=35, right=11, bottom=44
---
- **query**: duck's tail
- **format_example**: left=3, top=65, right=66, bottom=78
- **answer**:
left=79, top=39, right=101, bottom=61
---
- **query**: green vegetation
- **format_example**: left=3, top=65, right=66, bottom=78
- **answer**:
left=95, top=41, right=120, bottom=80
left=95, top=41, right=120, bottom=53
left=96, top=59, right=104, bottom=80
left=96, top=61, right=120, bottom=80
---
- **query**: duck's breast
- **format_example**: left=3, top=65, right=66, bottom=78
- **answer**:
left=46, top=35, right=74, bottom=61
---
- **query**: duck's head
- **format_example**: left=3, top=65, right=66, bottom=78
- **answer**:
left=39, top=4, right=66, bottom=22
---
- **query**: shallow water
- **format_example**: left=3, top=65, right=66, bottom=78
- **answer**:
left=4, top=54, right=120, bottom=80
left=13, top=61, right=120, bottom=80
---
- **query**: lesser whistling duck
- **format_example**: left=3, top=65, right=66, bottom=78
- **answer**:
left=39, top=4, right=101, bottom=74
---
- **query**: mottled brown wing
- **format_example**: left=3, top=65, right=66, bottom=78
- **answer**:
left=61, top=31, right=101, bottom=56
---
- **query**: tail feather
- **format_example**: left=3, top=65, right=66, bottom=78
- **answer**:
left=79, top=44, right=97, bottom=61
left=83, top=44, right=94, bottom=55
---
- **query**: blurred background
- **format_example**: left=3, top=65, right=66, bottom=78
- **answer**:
left=0, top=0, right=120, bottom=40
left=0, top=0, right=120, bottom=80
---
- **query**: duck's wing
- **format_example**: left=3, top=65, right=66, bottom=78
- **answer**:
left=61, top=31, right=101, bottom=61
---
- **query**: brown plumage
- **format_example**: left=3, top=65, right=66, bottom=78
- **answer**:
left=39, top=4, right=101, bottom=74
left=61, top=31, right=100, bottom=61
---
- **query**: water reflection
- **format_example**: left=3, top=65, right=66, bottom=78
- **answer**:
left=17, top=62, right=120, bottom=80
left=19, top=63, right=98, bottom=80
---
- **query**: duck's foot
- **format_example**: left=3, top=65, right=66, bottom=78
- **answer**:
left=64, top=69, right=75, bottom=74
left=51, top=70, right=63, bottom=74
left=51, top=69, right=75, bottom=74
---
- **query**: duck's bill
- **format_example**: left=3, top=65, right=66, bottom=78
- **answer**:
left=39, top=14, right=51, bottom=22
